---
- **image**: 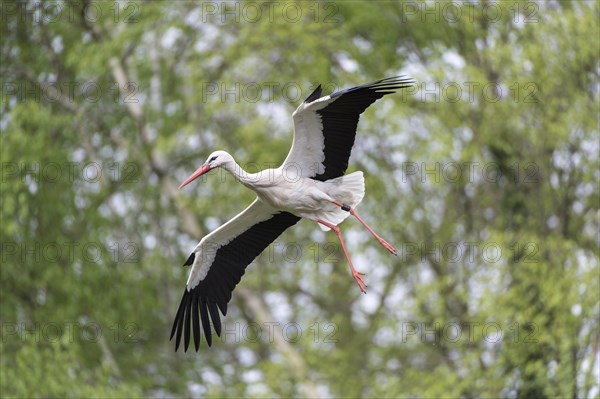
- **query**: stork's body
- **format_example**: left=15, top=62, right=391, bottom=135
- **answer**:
left=172, top=76, right=414, bottom=351
left=222, top=161, right=335, bottom=214
left=244, top=167, right=360, bottom=219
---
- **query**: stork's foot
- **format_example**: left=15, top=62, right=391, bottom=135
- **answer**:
left=352, top=270, right=367, bottom=294
left=374, top=235, right=397, bottom=256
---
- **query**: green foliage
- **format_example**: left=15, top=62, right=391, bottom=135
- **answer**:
left=1, top=1, right=598, bottom=398
left=1, top=340, right=141, bottom=398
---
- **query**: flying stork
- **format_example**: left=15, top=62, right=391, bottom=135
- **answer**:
left=171, top=76, right=414, bottom=351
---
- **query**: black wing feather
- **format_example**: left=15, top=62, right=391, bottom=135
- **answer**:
left=208, top=302, right=222, bottom=336
left=171, top=211, right=300, bottom=351
left=192, top=293, right=200, bottom=351
left=170, top=288, right=187, bottom=340
left=183, top=253, right=195, bottom=266
left=314, top=76, right=414, bottom=181
left=304, top=85, right=322, bottom=103
left=200, top=298, right=212, bottom=347
left=183, top=293, right=192, bottom=352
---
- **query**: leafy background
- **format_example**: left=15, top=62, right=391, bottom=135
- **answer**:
left=1, top=1, right=598, bottom=398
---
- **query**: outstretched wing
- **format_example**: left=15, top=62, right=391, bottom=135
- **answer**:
left=171, top=199, right=300, bottom=351
left=282, top=76, right=414, bottom=181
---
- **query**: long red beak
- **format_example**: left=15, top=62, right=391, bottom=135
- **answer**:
left=179, top=163, right=211, bottom=189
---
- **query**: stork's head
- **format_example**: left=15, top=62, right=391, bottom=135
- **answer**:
left=179, top=150, right=233, bottom=189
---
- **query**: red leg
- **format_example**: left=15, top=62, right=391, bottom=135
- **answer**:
left=332, top=201, right=397, bottom=256
left=316, top=219, right=367, bottom=294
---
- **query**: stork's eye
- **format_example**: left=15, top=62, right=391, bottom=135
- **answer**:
left=208, top=155, right=218, bottom=163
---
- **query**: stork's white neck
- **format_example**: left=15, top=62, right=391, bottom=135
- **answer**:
left=221, top=158, right=260, bottom=188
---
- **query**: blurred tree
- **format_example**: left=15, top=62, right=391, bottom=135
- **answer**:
left=1, top=1, right=598, bottom=398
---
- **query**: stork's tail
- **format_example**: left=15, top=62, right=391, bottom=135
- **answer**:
left=316, top=171, right=365, bottom=231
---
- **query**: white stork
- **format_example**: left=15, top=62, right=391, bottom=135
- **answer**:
left=171, top=76, right=414, bottom=351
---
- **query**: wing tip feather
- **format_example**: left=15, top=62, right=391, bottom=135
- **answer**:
left=304, top=84, right=323, bottom=103
left=330, top=75, right=415, bottom=98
